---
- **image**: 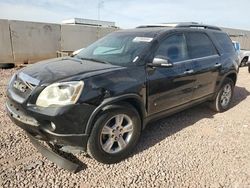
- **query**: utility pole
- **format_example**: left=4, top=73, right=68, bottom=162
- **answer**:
left=98, top=0, right=104, bottom=21
left=97, top=0, right=104, bottom=39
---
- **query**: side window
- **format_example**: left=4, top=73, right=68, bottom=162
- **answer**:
left=186, top=32, right=218, bottom=59
left=214, top=33, right=235, bottom=54
left=155, top=34, right=188, bottom=63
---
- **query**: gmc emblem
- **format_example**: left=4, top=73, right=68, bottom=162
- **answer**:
left=13, top=80, right=28, bottom=92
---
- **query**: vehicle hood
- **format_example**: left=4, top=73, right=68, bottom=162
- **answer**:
left=19, top=57, right=124, bottom=85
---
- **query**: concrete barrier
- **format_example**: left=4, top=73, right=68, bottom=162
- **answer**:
left=0, top=19, right=118, bottom=66
left=222, top=27, right=250, bottom=50
left=61, top=24, right=118, bottom=51
left=98, top=27, right=119, bottom=38
left=0, top=19, right=14, bottom=64
left=9, top=20, right=61, bottom=64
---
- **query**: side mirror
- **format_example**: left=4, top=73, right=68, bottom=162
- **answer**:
left=149, top=56, right=173, bottom=68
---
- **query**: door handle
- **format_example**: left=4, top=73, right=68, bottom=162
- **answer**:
left=214, top=63, right=222, bottom=68
left=184, top=69, right=194, bottom=74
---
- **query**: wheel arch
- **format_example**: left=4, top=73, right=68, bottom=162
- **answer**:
left=225, top=72, right=237, bottom=85
left=241, top=56, right=249, bottom=66
left=242, top=56, right=249, bottom=62
left=85, top=94, right=146, bottom=135
left=212, top=71, right=237, bottom=100
left=214, top=71, right=237, bottom=97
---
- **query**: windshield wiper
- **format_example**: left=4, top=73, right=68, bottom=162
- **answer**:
left=79, top=57, right=110, bottom=64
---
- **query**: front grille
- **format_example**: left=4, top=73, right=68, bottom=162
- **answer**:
left=13, top=77, right=33, bottom=97
left=9, top=72, right=40, bottom=102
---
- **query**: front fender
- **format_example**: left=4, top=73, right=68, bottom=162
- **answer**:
left=84, top=94, right=146, bottom=135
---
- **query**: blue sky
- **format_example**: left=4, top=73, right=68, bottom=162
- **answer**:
left=0, top=0, right=250, bottom=30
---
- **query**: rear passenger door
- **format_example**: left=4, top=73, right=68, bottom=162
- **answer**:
left=185, top=32, right=220, bottom=100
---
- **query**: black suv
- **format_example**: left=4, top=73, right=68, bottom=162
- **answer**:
left=6, top=23, right=239, bottom=170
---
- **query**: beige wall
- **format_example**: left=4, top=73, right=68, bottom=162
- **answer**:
left=9, top=20, right=61, bottom=64
left=98, top=27, right=119, bottom=38
left=61, top=24, right=118, bottom=51
left=221, top=27, right=250, bottom=50
left=0, top=19, right=14, bottom=63
left=0, top=19, right=118, bottom=65
left=230, top=36, right=250, bottom=50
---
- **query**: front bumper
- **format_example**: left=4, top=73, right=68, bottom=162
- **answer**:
left=6, top=98, right=96, bottom=151
left=27, top=132, right=81, bottom=172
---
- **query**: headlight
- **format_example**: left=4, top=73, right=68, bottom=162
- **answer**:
left=36, top=81, right=84, bottom=107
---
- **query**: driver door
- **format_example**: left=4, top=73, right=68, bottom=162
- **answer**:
left=147, top=33, right=196, bottom=115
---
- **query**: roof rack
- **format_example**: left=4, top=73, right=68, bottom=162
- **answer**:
left=136, top=22, right=222, bottom=31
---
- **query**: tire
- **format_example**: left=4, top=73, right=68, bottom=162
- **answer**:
left=87, top=103, right=141, bottom=164
left=209, top=78, right=234, bottom=112
left=240, top=57, right=248, bottom=67
left=0, top=63, right=15, bottom=69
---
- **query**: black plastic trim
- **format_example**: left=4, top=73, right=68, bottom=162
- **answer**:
left=27, top=132, right=79, bottom=172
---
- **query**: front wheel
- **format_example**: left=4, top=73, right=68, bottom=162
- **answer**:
left=87, top=104, right=141, bottom=164
left=209, top=78, right=234, bottom=112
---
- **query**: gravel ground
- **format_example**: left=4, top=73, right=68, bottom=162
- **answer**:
left=0, top=67, right=250, bottom=188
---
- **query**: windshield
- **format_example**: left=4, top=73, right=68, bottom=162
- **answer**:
left=75, top=32, right=154, bottom=66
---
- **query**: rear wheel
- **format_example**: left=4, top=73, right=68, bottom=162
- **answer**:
left=209, top=78, right=234, bottom=112
left=87, top=104, right=141, bottom=164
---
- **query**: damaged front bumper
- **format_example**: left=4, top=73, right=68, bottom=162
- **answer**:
left=5, top=99, right=92, bottom=172
left=26, top=132, right=80, bottom=172
left=5, top=98, right=91, bottom=150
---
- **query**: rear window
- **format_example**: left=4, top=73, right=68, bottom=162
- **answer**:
left=214, top=33, right=235, bottom=53
left=185, top=32, right=218, bottom=59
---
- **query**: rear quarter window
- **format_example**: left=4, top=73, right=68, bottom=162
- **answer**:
left=213, top=33, right=235, bottom=54
left=185, top=32, right=218, bottom=59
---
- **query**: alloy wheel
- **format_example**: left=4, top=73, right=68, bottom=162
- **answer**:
left=100, top=114, right=134, bottom=154
left=220, top=83, right=232, bottom=108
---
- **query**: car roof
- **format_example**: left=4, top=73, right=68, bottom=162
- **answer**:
left=115, top=27, right=171, bottom=37
left=114, top=26, right=225, bottom=39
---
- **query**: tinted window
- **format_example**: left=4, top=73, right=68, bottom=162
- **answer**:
left=186, top=32, right=217, bottom=59
left=214, top=33, right=235, bottom=53
left=76, top=32, right=153, bottom=66
left=155, top=34, right=188, bottom=62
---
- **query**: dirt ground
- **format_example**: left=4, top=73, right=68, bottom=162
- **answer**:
left=0, top=67, right=250, bottom=188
